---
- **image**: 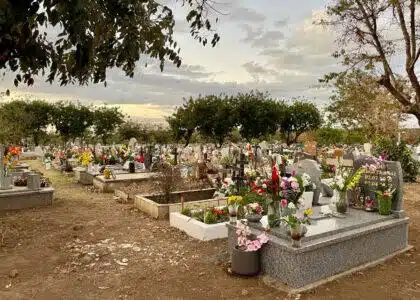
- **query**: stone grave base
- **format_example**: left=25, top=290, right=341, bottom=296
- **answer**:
left=227, top=208, right=409, bottom=290
left=74, top=168, right=98, bottom=185
left=134, top=189, right=222, bottom=219
left=170, top=212, right=227, bottom=241
left=0, top=187, right=54, bottom=211
left=93, top=172, right=156, bottom=193
left=262, top=245, right=412, bottom=294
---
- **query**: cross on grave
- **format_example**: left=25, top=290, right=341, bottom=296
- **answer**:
left=0, top=145, right=6, bottom=189
left=171, top=147, right=179, bottom=165
left=238, top=151, right=246, bottom=178
left=253, top=144, right=260, bottom=169
left=144, top=146, right=153, bottom=170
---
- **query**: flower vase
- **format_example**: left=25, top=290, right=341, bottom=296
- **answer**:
left=336, top=191, right=348, bottom=214
left=129, top=162, right=135, bottom=173
left=290, top=225, right=303, bottom=248
left=228, top=205, right=238, bottom=224
left=378, top=195, right=392, bottom=215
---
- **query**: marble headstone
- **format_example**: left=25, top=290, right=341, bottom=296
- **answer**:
left=128, top=138, right=137, bottom=149
left=287, top=159, right=322, bottom=205
left=363, top=143, right=372, bottom=156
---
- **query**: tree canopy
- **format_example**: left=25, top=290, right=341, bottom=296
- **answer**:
left=167, top=91, right=322, bottom=146
left=279, top=100, right=323, bottom=145
left=321, top=0, right=420, bottom=125
left=327, top=70, right=405, bottom=140
left=233, top=91, right=285, bottom=142
left=92, top=106, right=124, bottom=144
left=1, top=0, right=220, bottom=88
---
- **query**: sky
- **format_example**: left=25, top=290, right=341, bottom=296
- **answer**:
left=0, top=0, right=418, bottom=127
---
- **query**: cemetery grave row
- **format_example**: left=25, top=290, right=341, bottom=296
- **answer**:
left=6, top=139, right=412, bottom=293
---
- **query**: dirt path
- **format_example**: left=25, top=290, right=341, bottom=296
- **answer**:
left=0, top=161, right=419, bottom=300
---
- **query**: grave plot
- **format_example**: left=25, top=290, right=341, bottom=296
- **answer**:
left=0, top=145, right=55, bottom=211
left=227, top=172, right=410, bottom=293
left=134, top=188, right=222, bottom=219
left=93, top=172, right=157, bottom=193
left=114, top=178, right=212, bottom=204
left=170, top=206, right=229, bottom=241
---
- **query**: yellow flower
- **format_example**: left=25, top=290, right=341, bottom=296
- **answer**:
left=228, top=196, right=243, bottom=205
left=304, top=208, right=313, bottom=216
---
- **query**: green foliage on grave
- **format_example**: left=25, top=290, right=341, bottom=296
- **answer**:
left=1, top=0, right=220, bottom=88
left=374, top=138, right=419, bottom=182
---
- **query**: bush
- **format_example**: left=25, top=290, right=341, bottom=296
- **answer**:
left=181, top=207, right=191, bottom=217
left=155, top=163, right=182, bottom=203
left=374, top=138, right=419, bottom=182
left=204, top=211, right=217, bottom=224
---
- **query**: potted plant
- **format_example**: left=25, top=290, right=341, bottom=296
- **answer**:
left=244, top=202, right=264, bottom=223
left=231, top=220, right=269, bottom=276
left=282, top=208, right=312, bottom=248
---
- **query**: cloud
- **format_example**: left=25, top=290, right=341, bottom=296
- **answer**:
left=240, top=24, right=285, bottom=48
left=0, top=6, right=343, bottom=124
left=274, top=18, right=288, bottom=27
left=229, top=6, right=266, bottom=23
left=242, top=61, right=277, bottom=81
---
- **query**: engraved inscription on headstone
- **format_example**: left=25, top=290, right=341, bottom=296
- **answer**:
left=355, top=157, right=404, bottom=217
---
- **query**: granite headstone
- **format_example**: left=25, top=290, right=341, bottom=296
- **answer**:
left=354, top=156, right=404, bottom=218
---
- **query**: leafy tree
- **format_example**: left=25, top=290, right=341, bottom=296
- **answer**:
left=188, top=94, right=236, bottom=147
left=50, top=101, right=93, bottom=144
left=1, top=0, right=220, bottom=88
left=232, top=91, right=285, bottom=142
left=0, top=100, right=28, bottom=144
left=315, top=127, right=344, bottom=146
left=167, top=100, right=198, bottom=146
left=23, top=100, right=54, bottom=145
left=92, top=106, right=124, bottom=144
left=279, top=100, right=322, bottom=145
left=321, top=0, right=420, bottom=125
left=327, top=70, right=405, bottom=140
left=149, top=126, right=173, bottom=145
left=117, top=122, right=142, bottom=143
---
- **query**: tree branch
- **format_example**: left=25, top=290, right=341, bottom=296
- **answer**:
left=394, top=1, right=412, bottom=63
left=409, top=0, right=416, bottom=58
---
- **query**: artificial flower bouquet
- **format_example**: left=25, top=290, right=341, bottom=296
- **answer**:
left=331, top=164, right=365, bottom=213
left=279, top=175, right=305, bottom=207
left=79, top=151, right=93, bottom=167
left=282, top=208, right=313, bottom=247
left=301, top=173, right=315, bottom=192
left=244, top=202, right=264, bottom=216
left=236, top=221, right=269, bottom=252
